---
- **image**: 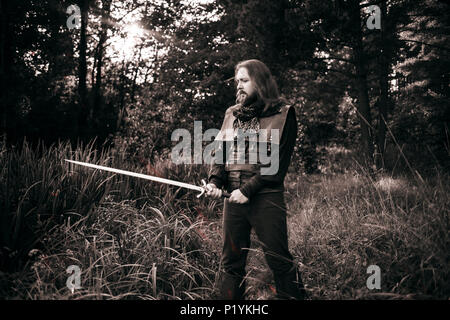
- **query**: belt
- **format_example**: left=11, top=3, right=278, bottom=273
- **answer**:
left=225, top=164, right=260, bottom=172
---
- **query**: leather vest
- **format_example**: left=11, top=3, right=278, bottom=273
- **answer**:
left=215, top=104, right=292, bottom=193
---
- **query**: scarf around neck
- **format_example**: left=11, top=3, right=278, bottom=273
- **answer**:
left=233, top=95, right=283, bottom=131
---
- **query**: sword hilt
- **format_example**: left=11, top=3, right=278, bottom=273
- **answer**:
left=200, top=179, right=230, bottom=198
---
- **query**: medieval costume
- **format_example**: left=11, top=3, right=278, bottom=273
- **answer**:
left=209, top=96, right=307, bottom=300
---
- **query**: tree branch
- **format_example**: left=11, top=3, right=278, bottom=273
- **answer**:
left=400, top=39, right=450, bottom=51
left=314, top=56, right=355, bottom=65
left=297, top=66, right=356, bottom=79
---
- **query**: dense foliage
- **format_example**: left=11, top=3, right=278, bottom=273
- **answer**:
left=1, top=0, right=448, bottom=171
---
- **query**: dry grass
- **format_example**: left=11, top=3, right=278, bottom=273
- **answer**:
left=1, top=141, right=448, bottom=300
left=283, top=167, right=449, bottom=299
left=17, top=200, right=221, bottom=300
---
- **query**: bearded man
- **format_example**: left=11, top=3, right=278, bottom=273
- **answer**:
left=205, top=59, right=307, bottom=300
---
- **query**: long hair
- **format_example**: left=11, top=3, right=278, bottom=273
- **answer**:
left=235, top=59, right=282, bottom=112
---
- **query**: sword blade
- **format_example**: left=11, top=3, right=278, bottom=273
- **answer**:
left=65, top=159, right=204, bottom=194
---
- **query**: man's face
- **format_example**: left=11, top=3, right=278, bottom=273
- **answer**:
left=235, top=67, right=256, bottom=104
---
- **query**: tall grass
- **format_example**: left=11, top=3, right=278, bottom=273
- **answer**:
left=16, top=200, right=221, bottom=300
left=1, top=141, right=448, bottom=299
left=0, top=139, right=217, bottom=272
left=283, top=161, right=449, bottom=299
left=0, top=138, right=112, bottom=273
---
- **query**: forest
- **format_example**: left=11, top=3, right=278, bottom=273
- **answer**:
left=0, top=0, right=449, bottom=301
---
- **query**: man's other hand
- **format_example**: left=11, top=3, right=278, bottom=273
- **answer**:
left=229, top=189, right=249, bottom=204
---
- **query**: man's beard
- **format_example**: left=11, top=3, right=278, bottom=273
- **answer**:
left=236, top=90, right=257, bottom=106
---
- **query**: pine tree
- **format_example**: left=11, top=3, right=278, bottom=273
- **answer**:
left=393, top=0, right=450, bottom=168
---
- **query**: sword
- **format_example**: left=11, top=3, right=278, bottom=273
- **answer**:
left=65, top=159, right=230, bottom=198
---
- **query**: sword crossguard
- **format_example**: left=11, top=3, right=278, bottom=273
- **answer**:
left=197, top=179, right=207, bottom=198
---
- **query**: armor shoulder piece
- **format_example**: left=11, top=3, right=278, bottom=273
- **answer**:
left=216, top=105, right=238, bottom=141
left=281, top=104, right=292, bottom=113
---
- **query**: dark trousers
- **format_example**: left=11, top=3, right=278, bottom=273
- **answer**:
left=218, top=192, right=306, bottom=300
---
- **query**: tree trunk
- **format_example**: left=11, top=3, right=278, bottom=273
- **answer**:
left=375, top=0, right=389, bottom=170
left=118, top=58, right=129, bottom=115
left=78, top=0, right=90, bottom=138
left=91, top=45, right=97, bottom=89
left=0, top=0, right=6, bottom=136
left=93, top=0, right=112, bottom=133
left=352, top=1, right=374, bottom=167
left=130, top=44, right=143, bottom=103
left=0, top=0, right=10, bottom=139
